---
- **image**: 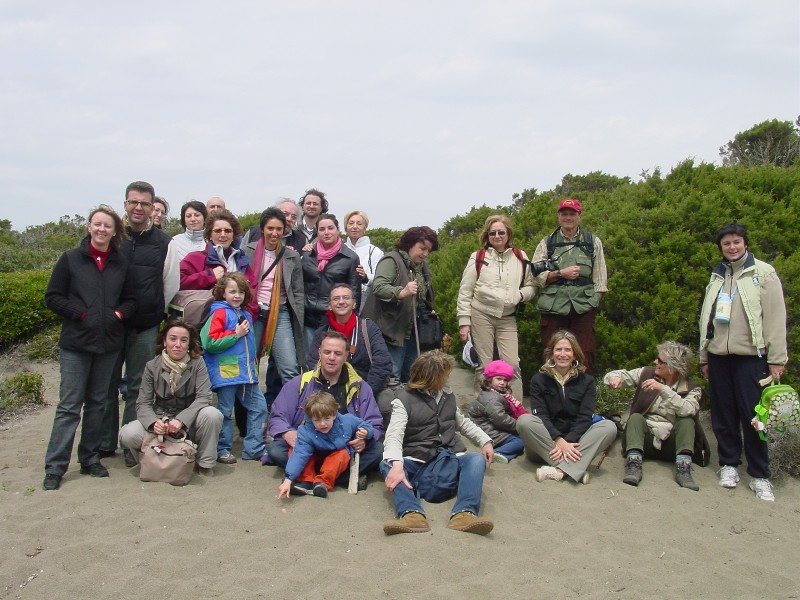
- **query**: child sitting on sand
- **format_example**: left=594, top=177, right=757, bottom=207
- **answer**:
left=278, top=391, right=373, bottom=498
left=468, top=360, right=528, bottom=463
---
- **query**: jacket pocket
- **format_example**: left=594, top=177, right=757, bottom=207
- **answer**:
left=218, top=355, right=240, bottom=379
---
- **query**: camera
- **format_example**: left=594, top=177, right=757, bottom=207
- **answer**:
left=530, top=258, right=558, bottom=275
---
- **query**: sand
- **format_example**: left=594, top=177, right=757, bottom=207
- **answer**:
left=1, top=357, right=799, bottom=600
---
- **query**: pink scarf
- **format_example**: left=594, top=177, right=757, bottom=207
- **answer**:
left=316, top=237, right=342, bottom=272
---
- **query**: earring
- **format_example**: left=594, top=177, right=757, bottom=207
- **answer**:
left=546, top=359, right=556, bottom=368
left=572, top=360, right=580, bottom=368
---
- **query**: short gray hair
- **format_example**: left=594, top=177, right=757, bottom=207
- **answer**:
left=656, top=341, right=694, bottom=379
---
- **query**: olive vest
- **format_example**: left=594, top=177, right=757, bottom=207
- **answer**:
left=398, top=388, right=466, bottom=462
left=536, top=229, right=599, bottom=316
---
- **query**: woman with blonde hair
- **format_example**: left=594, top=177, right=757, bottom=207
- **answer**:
left=457, top=214, right=536, bottom=399
left=344, top=210, right=384, bottom=312
left=516, top=331, right=616, bottom=484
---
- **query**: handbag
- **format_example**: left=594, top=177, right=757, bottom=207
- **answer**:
left=413, top=447, right=460, bottom=503
left=167, top=289, right=214, bottom=327
left=139, top=430, right=198, bottom=486
left=416, top=307, right=444, bottom=351
left=754, top=381, right=800, bottom=441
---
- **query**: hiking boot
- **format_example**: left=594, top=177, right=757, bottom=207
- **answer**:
left=357, top=474, right=368, bottom=491
left=43, top=474, right=62, bottom=491
left=718, top=465, right=740, bottom=488
left=446, top=511, right=494, bottom=536
left=536, top=466, right=564, bottom=482
left=749, top=478, right=775, bottom=502
left=623, top=457, right=643, bottom=486
left=675, top=461, right=699, bottom=491
left=383, top=512, right=431, bottom=535
left=79, top=463, right=109, bottom=477
left=312, top=483, right=328, bottom=498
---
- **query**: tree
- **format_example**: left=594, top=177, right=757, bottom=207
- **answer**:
left=720, top=118, right=800, bottom=167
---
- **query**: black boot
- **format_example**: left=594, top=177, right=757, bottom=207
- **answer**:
left=675, top=460, right=700, bottom=491
left=623, top=456, right=643, bottom=486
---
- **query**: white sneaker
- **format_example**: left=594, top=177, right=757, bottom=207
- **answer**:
left=579, top=472, right=590, bottom=485
left=492, top=453, right=509, bottom=464
left=749, top=478, right=775, bottom=502
left=536, top=466, right=564, bottom=482
left=718, top=466, right=740, bottom=488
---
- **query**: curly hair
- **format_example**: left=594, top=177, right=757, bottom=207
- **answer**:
left=300, top=188, right=329, bottom=213
left=396, top=226, right=439, bottom=253
left=203, top=209, right=243, bottom=241
left=156, top=319, right=203, bottom=359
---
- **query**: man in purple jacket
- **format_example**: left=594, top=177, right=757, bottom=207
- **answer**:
left=267, top=331, right=384, bottom=488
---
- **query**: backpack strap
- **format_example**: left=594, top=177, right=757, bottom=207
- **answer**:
left=360, top=318, right=373, bottom=364
left=547, top=228, right=595, bottom=264
left=474, top=247, right=488, bottom=278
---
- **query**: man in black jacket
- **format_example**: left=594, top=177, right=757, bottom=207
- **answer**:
left=100, top=181, right=171, bottom=463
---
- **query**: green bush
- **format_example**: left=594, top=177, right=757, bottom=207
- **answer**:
left=0, top=270, right=59, bottom=348
left=768, top=430, right=800, bottom=480
left=24, top=325, right=61, bottom=361
left=0, top=372, right=45, bottom=412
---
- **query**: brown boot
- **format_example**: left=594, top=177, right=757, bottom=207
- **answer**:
left=446, top=511, right=494, bottom=536
left=383, top=512, right=431, bottom=535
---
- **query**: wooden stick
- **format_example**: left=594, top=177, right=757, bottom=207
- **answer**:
left=348, top=453, right=360, bottom=494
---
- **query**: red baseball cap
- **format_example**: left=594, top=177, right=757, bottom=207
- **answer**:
left=557, top=198, right=582, bottom=213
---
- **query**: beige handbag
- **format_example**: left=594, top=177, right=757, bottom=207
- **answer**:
left=139, top=430, right=198, bottom=486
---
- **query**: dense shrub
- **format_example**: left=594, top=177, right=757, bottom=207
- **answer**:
left=0, top=372, right=45, bottom=412
left=0, top=271, right=59, bottom=348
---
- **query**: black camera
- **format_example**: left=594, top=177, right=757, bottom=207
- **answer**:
left=530, top=258, right=558, bottom=275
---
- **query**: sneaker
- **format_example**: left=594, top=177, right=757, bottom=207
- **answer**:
left=216, top=454, right=237, bottom=465
left=383, top=512, right=431, bottom=535
left=675, top=461, right=700, bottom=491
left=492, top=453, right=509, bottom=464
left=446, top=511, right=494, bottom=536
left=79, top=463, right=109, bottom=477
left=718, top=466, right=740, bottom=488
left=623, top=457, right=643, bottom=486
left=290, top=482, right=313, bottom=496
left=749, top=478, right=775, bottom=502
left=312, top=483, right=328, bottom=498
left=357, top=474, right=368, bottom=491
left=42, top=474, right=62, bottom=491
left=536, top=466, right=564, bottom=482
left=579, top=472, right=590, bottom=485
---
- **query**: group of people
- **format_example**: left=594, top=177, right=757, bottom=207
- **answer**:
left=41, top=181, right=789, bottom=541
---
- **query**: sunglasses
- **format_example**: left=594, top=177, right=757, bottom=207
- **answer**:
left=655, top=357, right=667, bottom=365
left=488, top=230, right=507, bottom=237
left=212, top=227, right=233, bottom=234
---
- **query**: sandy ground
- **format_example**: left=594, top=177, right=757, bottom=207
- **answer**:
left=1, top=357, right=799, bottom=600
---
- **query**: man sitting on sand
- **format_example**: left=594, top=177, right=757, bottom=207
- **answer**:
left=381, top=350, right=495, bottom=536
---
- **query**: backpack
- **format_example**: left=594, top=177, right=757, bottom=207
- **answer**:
left=545, top=227, right=594, bottom=265
left=475, top=246, right=528, bottom=287
left=167, top=290, right=214, bottom=327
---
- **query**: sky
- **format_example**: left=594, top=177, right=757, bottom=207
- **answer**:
left=1, top=1, right=798, bottom=232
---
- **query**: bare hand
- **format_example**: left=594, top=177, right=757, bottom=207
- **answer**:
left=235, top=319, right=250, bottom=338
left=482, top=442, right=494, bottom=466
left=559, top=266, right=581, bottom=280
left=769, top=364, right=785, bottom=381
left=282, top=430, right=298, bottom=448
left=277, top=479, right=292, bottom=499
left=641, top=378, right=664, bottom=393
left=459, top=325, right=470, bottom=343
left=384, top=462, right=412, bottom=492
left=701, top=364, right=709, bottom=379
left=551, top=438, right=581, bottom=463
left=356, top=265, right=366, bottom=280
left=398, top=280, right=418, bottom=299
left=152, top=420, right=169, bottom=435
left=347, top=438, right=366, bottom=453
left=607, top=376, right=622, bottom=389
left=212, top=266, right=225, bottom=280
left=167, top=419, right=184, bottom=435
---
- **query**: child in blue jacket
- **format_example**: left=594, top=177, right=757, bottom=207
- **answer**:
left=278, top=391, right=373, bottom=498
left=201, top=272, right=267, bottom=463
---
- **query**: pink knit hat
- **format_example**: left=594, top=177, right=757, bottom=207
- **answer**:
left=483, top=360, right=514, bottom=381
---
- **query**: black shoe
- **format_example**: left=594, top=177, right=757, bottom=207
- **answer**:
left=80, top=463, right=109, bottom=477
left=98, top=449, right=116, bottom=459
left=123, top=449, right=137, bottom=467
left=622, top=457, right=642, bottom=486
left=43, top=474, right=62, bottom=490
left=290, top=482, right=313, bottom=496
left=312, top=483, right=328, bottom=498
left=675, top=461, right=700, bottom=491
left=357, top=474, right=368, bottom=491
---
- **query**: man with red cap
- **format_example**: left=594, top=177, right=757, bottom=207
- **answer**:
left=530, top=198, right=607, bottom=373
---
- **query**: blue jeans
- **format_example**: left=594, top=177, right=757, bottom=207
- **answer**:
left=379, top=452, right=486, bottom=517
left=253, top=305, right=300, bottom=388
left=216, top=383, right=268, bottom=459
left=494, top=434, right=525, bottom=461
left=268, top=438, right=384, bottom=477
left=102, top=325, right=159, bottom=450
left=45, top=348, right=121, bottom=476
left=386, top=333, right=418, bottom=383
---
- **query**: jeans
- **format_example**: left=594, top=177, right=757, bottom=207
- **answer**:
left=379, top=452, right=486, bottom=517
left=269, top=438, right=384, bottom=478
left=102, top=325, right=159, bottom=450
left=253, top=305, right=300, bottom=388
left=386, top=333, right=418, bottom=383
left=45, top=348, right=121, bottom=476
left=493, top=434, right=525, bottom=460
left=216, top=383, right=268, bottom=460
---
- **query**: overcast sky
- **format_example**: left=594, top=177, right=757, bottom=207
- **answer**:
left=1, top=1, right=797, bottom=232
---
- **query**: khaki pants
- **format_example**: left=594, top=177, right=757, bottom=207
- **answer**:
left=516, top=414, right=617, bottom=481
left=470, top=308, right=523, bottom=399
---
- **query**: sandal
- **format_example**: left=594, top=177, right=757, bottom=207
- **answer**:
left=216, top=454, right=237, bottom=464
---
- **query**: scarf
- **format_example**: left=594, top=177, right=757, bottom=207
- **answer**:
left=484, top=383, right=528, bottom=420
left=326, top=310, right=357, bottom=340
left=160, top=350, right=189, bottom=393
left=316, top=237, right=342, bottom=272
left=253, top=237, right=283, bottom=357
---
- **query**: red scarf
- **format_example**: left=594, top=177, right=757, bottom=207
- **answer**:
left=326, top=310, right=357, bottom=340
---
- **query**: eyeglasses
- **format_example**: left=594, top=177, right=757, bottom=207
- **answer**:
left=655, top=357, right=667, bottom=365
left=126, top=199, right=153, bottom=208
left=488, top=230, right=507, bottom=237
left=331, top=296, right=353, bottom=303
left=212, top=228, right=233, bottom=234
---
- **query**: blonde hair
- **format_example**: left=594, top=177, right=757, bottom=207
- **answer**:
left=479, top=215, right=514, bottom=247
left=542, top=330, right=586, bottom=373
left=88, top=205, right=128, bottom=250
left=407, top=350, right=454, bottom=392
left=344, top=210, right=370, bottom=230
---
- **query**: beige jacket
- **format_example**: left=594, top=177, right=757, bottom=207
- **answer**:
left=457, top=247, right=537, bottom=326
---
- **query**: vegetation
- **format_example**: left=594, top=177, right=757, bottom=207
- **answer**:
left=0, top=372, right=45, bottom=413
left=720, top=118, right=800, bottom=168
left=768, top=430, right=800, bottom=481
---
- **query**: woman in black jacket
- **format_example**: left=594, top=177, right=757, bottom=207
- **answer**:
left=515, top=330, right=616, bottom=484
left=42, top=206, right=137, bottom=491
left=301, top=213, right=361, bottom=353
